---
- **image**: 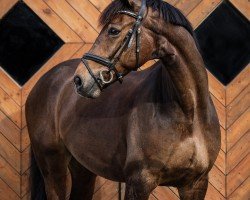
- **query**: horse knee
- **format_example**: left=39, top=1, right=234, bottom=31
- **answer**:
left=178, top=175, right=208, bottom=200
left=43, top=172, right=69, bottom=200
left=125, top=171, right=158, bottom=200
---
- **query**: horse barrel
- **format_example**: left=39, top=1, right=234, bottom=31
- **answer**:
left=0, top=0, right=249, bottom=199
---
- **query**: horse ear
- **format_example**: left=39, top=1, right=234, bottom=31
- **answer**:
left=128, top=0, right=143, bottom=11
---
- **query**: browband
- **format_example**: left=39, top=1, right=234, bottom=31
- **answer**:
left=117, top=10, right=138, bottom=19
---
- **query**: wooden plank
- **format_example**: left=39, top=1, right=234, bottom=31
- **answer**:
left=66, top=0, right=101, bottom=32
left=92, top=180, right=118, bottom=200
left=208, top=70, right=225, bottom=105
left=228, top=177, right=250, bottom=200
left=71, top=43, right=93, bottom=59
left=21, top=192, right=30, bottom=200
left=21, top=127, right=30, bottom=152
left=0, top=110, right=20, bottom=150
left=169, top=187, right=179, bottom=197
left=0, top=156, right=20, bottom=196
left=176, top=0, right=202, bottom=16
left=44, top=0, right=98, bottom=43
left=165, top=0, right=181, bottom=5
left=153, top=187, right=179, bottom=200
left=227, top=154, right=250, bottom=196
left=0, top=178, right=20, bottom=200
left=141, top=60, right=157, bottom=70
left=110, top=193, right=120, bottom=200
left=226, top=85, right=250, bottom=128
left=23, top=0, right=82, bottom=43
left=0, top=68, right=21, bottom=106
left=21, top=106, right=26, bottom=129
left=220, top=126, right=226, bottom=153
left=211, top=94, right=226, bottom=128
left=226, top=65, right=249, bottom=105
left=22, top=43, right=83, bottom=105
left=0, top=87, right=21, bottom=128
left=21, top=147, right=31, bottom=175
left=229, top=0, right=250, bottom=20
left=20, top=169, right=30, bottom=198
left=89, top=0, right=111, bottom=12
left=0, top=133, right=21, bottom=173
left=226, top=132, right=250, bottom=174
left=214, top=149, right=226, bottom=174
left=94, top=177, right=108, bottom=193
left=65, top=172, right=72, bottom=198
left=205, top=183, right=225, bottom=200
left=149, top=194, right=158, bottom=200
left=209, top=165, right=225, bottom=196
left=66, top=172, right=72, bottom=198
left=188, top=0, right=222, bottom=28
left=119, top=183, right=126, bottom=200
left=0, top=0, right=18, bottom=19
left=227, top=108, right=250, bottom=151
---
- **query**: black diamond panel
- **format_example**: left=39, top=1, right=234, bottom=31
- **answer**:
left=195, top=1, right=250, bottom=85
left=0, top=1, right=64, bottom=85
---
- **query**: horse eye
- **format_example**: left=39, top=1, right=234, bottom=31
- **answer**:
left=108, top=28, right=121, bottom=36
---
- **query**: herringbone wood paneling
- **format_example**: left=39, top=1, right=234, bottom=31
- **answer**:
left=0, top=0, right=249, bottom=199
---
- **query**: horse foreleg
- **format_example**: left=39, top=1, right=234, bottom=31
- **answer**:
left=177, top=175, right=208, bottom=200
left=69, top=157, right=96, bottom=200
left=32, top=144, right=71, bottom=200
left=124, top=171, right=158, bottom=200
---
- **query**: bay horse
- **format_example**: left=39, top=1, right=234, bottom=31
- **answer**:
left=26, top=0, right=221, bottom=199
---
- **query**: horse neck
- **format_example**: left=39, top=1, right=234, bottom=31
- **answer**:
left=159, top=26, right=210, bottom=120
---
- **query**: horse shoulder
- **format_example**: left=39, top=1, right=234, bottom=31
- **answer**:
left=25, top=59, right=81, bottom=144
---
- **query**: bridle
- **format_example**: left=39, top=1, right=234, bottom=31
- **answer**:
left=81, top=0, right=147, bottom=90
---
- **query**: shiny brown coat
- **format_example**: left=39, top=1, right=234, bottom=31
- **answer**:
left=26, top=0, right=221, bottom=199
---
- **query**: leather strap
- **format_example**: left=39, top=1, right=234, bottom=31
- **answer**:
left=117, top=10, right=137, bottom=19
left=83, top=53, right=113, bottom=67
left=136, top=28, right=141, bottom=69
left=81, top=58, right=103, bottom=90
left=81, top=0, right=147, bottom=89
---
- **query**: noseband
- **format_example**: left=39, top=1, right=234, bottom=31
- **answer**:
left=81, top=0, right=147, bottom=90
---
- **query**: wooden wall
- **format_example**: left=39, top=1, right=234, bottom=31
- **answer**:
left=0, top=0, right=249, bottom=199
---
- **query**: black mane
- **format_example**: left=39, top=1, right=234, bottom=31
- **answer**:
left=99, top=0, right=195, bottom=37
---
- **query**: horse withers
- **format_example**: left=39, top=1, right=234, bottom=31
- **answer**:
left=26, top=0, right=221, bottom=199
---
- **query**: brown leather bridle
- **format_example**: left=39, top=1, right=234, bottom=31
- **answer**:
left=81, top=0, right=147, bottom=90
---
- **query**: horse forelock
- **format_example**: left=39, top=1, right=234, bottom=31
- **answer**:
left=99, top=0, right=195, bottom=38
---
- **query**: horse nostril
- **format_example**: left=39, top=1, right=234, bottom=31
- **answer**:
left=74, top=76, right=83, bottom=87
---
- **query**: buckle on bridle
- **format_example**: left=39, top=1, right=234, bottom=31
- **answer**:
left=117, top=73, right=123, bottom=83
left=99, top=70, right=114, bottom=84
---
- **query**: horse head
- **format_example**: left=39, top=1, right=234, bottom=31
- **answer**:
left=73, top=0, right=157, bottom=98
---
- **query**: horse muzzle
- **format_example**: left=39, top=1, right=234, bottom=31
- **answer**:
left=73, top=75, right=101, bottom=98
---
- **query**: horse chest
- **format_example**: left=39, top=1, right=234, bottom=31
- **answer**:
left=165, top=136, right=209, bottom=170
left=133, top=115, right=209, bottom=173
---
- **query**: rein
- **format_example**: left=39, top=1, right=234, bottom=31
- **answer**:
left=81, top=0, right=147, bottom=90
